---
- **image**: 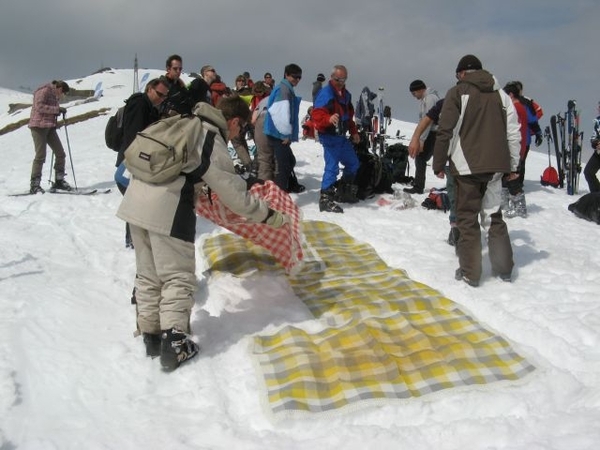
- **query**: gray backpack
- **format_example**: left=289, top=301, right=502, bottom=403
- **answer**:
left=124, top=114, right=203, bottom=184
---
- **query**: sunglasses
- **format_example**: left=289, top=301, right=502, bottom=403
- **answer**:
left=332, top=76, right=347, bottom=83
left=154, top=89, right=168, bottom=99
left=290, top=74, right=302, bottom=80
left=170, top=66, right=183, bottom=72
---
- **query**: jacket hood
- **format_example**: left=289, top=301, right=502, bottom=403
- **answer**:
left=460, top=70, right=496, bottom=93
left=192, top=102, right=228, bottom=137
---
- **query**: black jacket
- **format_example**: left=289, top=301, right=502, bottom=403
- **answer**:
left=116, top=93, right=160, bottom=167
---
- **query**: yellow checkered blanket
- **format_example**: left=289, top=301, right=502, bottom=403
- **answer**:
left=202, top=221, right=535, bottom=418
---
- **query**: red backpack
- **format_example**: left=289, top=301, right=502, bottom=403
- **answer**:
left=541, top=166, right=560, bottom=188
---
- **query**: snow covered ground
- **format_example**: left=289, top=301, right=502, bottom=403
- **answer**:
left=1, top=70, right=599, bottom=450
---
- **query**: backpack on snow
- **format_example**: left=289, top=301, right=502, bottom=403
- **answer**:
left=353, top=131, right=394, bottom=199
left=104, top=106, right=125, bottom=151
left=124, top=113, right=204, bottom=184
left=383, top=143, right=412, bottom=184
left=421, top=187, right=451, bottom=212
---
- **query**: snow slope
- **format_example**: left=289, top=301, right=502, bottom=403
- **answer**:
left=0, top=70, right=599, bottom=450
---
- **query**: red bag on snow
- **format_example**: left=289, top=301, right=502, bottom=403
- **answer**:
left=541, top=166, right=560, bottom=188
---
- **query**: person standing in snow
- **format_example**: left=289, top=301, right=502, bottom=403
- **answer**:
left=117, top=96, right=287, bottom=372
left=28, top=80, right=71, bottom=194
left=432, top=54, right=521, bottom=287
left=312, top=65, right=361, bottom=213
left=187, top=64, right=218, bottom=107
left=263, top=63, right=304, bottom=193
left=312, top=73, right=326, bottom=104
left=405, top=79, right=440, bottom=195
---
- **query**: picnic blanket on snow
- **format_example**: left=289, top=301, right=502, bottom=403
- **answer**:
left=201, top=220, right=536, bottom=419
left=196, top=180, right=303, bottom=274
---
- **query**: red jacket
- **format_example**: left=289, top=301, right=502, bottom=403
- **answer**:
left=28, top=83, right=61, bottom=129
left=512, top=99, right=528, bottom=159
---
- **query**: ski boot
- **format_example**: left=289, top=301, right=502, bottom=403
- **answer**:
left=160, top=327, right=199, bottom=372
left=319, top=187, right=343, bottom=213
left=30, top=178, right=45, bottom=195
left=50, top=178, right=72, bottom=192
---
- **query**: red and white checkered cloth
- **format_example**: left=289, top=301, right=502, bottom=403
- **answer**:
left=195, top=180, right=304, bottom=273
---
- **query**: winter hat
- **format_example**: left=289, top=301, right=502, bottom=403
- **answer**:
left=317, top=73, right=326, bottom=82
left=409, top=79, right=426, bottom=92
left=456, top=54, right=482, bottom=72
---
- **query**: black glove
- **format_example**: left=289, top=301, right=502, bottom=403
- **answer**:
left=535, top=133, right=543, bottom=147
left=506, top=177, right=522, bottom=196
left=245, top=176, right=265, bottom=190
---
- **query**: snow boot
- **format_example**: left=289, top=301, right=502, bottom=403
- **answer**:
left=319, top=187, right=343, bottom=213
left=160, top=327, right=199, bottom=372
left=143, top=333, right=161, bottom=358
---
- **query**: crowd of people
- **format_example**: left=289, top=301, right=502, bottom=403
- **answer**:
left=26, top=52, right=600, bottom=371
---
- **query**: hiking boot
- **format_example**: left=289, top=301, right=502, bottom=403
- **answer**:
left=403, top=187, right=423, bottom=195
left=143, top=333, right=161, bottom=358
left=447, top=227, right=460, bottom=246
left=160, top=327, right=199, bottom=372
left=319, top=188, right=343, bottom=213
left=455, top=268, right=479, bottom=287
left=51, top=179, right=72, bottom=192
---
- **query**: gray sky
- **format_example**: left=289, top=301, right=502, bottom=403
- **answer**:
left=1, top=0, right=597, bottom=136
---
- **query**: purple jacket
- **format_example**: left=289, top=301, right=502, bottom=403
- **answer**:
left=28, top=83, right=61, bottom=128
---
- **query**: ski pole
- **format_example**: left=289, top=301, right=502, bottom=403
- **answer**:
left=62, top=112, right=78, bottom=190
left=48, top=149, right=54, bottom=186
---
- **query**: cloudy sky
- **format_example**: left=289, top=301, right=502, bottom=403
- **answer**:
left=1, top=0, right=597, bottom=133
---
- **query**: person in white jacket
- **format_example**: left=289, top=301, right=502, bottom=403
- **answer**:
left=117, top=96, right=287, bottom=371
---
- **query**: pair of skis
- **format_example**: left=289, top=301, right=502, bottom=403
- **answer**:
left=549, top=100, right=583, bottom=195
left=9, top=188, right=111, bottom=197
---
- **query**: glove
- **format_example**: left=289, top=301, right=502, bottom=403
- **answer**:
left=245, top=176, right=265, bottom=190
left=59, top=107, right=67, bottom=115
left=535, top=132, right=543, bottom=147
left=264, top=209, right=287, bottom=228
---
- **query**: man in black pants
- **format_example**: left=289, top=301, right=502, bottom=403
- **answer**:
left=405, top=79, right=439, bottom=194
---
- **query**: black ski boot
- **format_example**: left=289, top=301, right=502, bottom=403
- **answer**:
left=160, top=327, right=199, bottom=372
left=30, top=178, right=45, bottom=195
left=319, top=187, right=343, bottom=213
left=51, top=178, right=72, bottom=192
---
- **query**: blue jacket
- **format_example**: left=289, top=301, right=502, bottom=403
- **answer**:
left=263, top=79, right=301, bottom=141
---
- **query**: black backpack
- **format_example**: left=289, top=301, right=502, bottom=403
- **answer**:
left=353, top=132, right=394, bottom=199
left=104, top=106, right=125, bottom=152
left=383, top=143, right=411, bottom=183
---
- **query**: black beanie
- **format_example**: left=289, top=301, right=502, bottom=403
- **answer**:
left=456, top=54, right=482, bottom=72
left=317, top=73, right=326, bottom=82
left=409, top=79, right=426, bottom=92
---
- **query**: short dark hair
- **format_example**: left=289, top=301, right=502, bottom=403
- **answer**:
left=216, top=95, right=251, bottom=122
left=52, top=80, right=70, bottom=94
left=503, top=82, right=521, bottom=98
left=166, top=54, right=182, bottom=68
left=146, top=77, right=168, bottom=93
left=284, top=63, right=302, bottom=77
